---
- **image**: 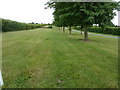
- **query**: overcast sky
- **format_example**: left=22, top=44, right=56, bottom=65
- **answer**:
left=0, top=0, right=119, bottom=25
left=0, top=0, right=54, bottom=24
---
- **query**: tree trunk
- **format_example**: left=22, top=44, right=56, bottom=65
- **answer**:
left=81, top=29, right=82, bottom=34
left=69, top=26, right=72, bottom=34
left=61, top=27, right=62, bottom=30
left=83, top=25, right=88, bottom=41
left=63, top=27, right=65, bottom=32
left=81, top=26, right=83, bottom=34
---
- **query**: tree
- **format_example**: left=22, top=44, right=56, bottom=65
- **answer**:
left=72, top=2, right=118, bottom=40
left=46, top=1, right=118, bottom=40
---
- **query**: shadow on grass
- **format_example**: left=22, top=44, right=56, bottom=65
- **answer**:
left=77, top=39, right=93, bottom=42
left=70, top=33, right=82, bottom=36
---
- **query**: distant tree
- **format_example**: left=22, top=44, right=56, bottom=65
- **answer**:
left=31, top=22, right=34, bottom=24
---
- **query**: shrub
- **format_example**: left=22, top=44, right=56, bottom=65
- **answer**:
left=1, top=19, right=46, bottom=32
left=88, top=27, right=120, bottom=36
left=73, top=26, right=81, bottom=30
left=48, top=25, right=52, bottom=29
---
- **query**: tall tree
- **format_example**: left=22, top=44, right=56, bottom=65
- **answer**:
left=46, top=1, right=118, bottom=40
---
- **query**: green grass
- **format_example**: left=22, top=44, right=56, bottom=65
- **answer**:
left=2, top=28, right=118, bottom=88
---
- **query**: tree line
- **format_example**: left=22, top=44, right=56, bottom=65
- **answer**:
left=1, top=18, right=47, bottom=32
left=46, top=1, right=120, bottom=40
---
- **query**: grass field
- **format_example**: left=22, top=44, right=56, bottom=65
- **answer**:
left=2, top=28, right=118, bottom=88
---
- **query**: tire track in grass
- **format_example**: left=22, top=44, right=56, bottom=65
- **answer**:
left=2, top=29, right=118, bottom=88
left=50, top=30, right=118, bottom=88
left=2, top=29, right=54, bottom=88
left=65, top=32, right=118, bottom=88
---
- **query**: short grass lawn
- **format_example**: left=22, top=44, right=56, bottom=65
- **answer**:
left=2, top=28, right=118, bottom=88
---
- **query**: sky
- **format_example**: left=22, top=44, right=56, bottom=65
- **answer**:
left=0, top=0, right=119, bottom=25
left=0, top=0, right=54, bottom=24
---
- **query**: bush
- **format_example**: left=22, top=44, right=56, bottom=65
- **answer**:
left=1, top=19, right=46, bottom=32
left=73, top=26, right=81, bottom=30
left=48, top=25, right=52, bottom=29
left=88, top=27, right=120, bottom=36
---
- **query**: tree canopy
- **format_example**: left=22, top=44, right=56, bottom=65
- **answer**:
left=46, top=1, right=119, bottom=40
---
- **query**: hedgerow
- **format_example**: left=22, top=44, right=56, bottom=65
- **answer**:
left=1, top=19, right=46, bottom=32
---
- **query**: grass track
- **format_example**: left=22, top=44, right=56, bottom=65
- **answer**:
left=2, top=28, right=118, bottom=88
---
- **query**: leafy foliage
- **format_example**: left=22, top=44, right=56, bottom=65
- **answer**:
left=46, top=1, right=119, bottom=40
left=74, top=26, right=120, bottom=35
left=1, top=19, right=46, bottom=32
left=88, top=27, right=120, bottom=35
